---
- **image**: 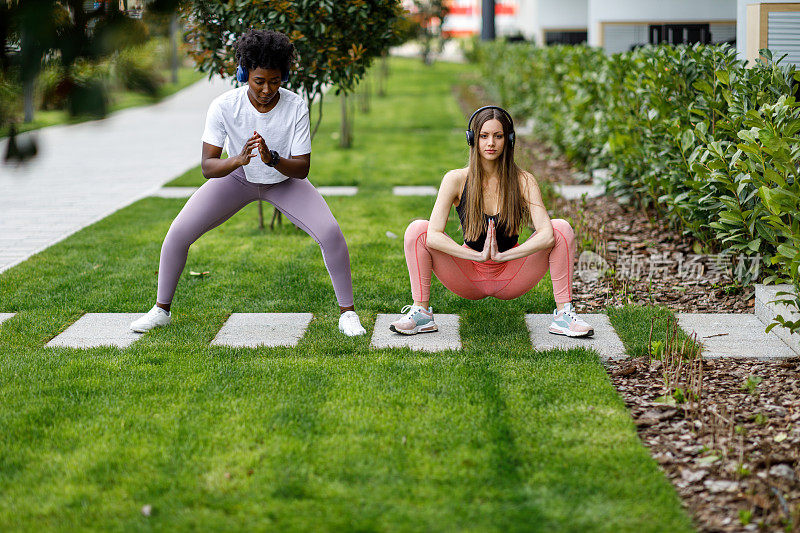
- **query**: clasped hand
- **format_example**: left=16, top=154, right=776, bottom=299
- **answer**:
left=478, top=219, right=506, bottom=262
left=236, top=131, right=273, bottom=166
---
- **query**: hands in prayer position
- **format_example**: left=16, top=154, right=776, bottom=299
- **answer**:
left=236, top=132, right=261, bottom=167
left=478, top=219, right=507, bottom=263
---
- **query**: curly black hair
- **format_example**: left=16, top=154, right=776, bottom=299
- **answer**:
left=234, top=29, right=295, bottom=78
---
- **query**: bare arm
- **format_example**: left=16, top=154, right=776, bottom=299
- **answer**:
left=256, top=133, right=311, bottom=179
left=492, top=172, right=555, bottom=262
left=201, top=136, right=311, bottom=180
left=425, top=170, right=492, bottom=262
left=201, top=138, right=258, bottom=179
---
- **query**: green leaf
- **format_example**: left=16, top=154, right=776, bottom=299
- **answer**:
left=680, top=129, right=695, bottom=152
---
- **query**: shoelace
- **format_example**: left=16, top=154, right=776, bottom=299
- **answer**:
left=342, top=312, right=362, bottom=329
left=560, top=306, right=581, bottom=323
left=400, top=304, right=428, bottom=318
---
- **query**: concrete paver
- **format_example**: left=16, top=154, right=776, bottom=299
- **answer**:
left=554, top=184, right=606, bottom=200
left=676, top=313, right=797, bottom=359
left=315, top=186, right=358, bottom=196
left=151, top=187, right=198, bottom=198
left=0, top=75, right=233, bottom=274
left=525, top=313, right=626, bottom=360
left=754, top=284, right=800, bottom=355
left=0, top=313, right=16, bottom=326
left=211, top=313, right=314, bottom=348
left=46, top=313, right=143, bottom=349
left=371, top=314, right=461, bottom=352
left=393, top=186, right=437, bottom=196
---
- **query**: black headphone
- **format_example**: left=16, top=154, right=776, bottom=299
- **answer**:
left=466, top=105, right=515, bottom=148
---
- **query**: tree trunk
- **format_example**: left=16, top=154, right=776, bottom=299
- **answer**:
left=359, top=77, right=370, bottom=114
left=378, top=54, right=388, bottom=97
left=339, top=93, right=352, bottom=148
left=258, top=200, right=265, bottom=229
left=169, top=14, right=179, bottom=84
left=23, top=77, right=34, bottom=124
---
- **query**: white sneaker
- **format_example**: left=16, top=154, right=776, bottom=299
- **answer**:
left=338, top=310, right=366, bottom=336
left=549, top=302, right=593, bottom=337
left=389, top=304, right=437, bottom=335
left=130, top=305, right=171, bottom=333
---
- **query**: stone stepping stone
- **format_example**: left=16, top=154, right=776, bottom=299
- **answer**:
left=211, top=313, right=313, bottom=348
left=0, top=312, right=16, bottom=326
left=592, top=168, right=612, bottom=181
left=47, top=313, right=143, bottom=349
left=393, top=186, right=437, bottom=196
left=525, top=313, right=626, bottom=360
left=676, top=313, right=797, bottom=360
left=554, top=184, right=605, bottom=200
left=151, top=187, right=199, bottom=198
left=754, top=284, right=800, bottom=355
left=371, top=314, right=461, bottom=352
left=316, top=186, right=358, bottom=196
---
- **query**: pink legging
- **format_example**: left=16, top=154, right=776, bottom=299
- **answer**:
left=404, top=218, right=576, bottom=302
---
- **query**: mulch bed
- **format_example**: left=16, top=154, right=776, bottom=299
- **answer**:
left=608, top=356, right=800, bottom=532
left=454, top=77, right=799, bottom=531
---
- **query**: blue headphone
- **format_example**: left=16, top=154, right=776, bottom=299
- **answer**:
left=466, top=105, right=515, bottom=148
left=236, top=64, right=289, bottom=84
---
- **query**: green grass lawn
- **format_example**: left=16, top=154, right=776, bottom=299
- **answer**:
left=0, top=58, right=693, bottom=532
left=1, top=65, right=205, bottom=139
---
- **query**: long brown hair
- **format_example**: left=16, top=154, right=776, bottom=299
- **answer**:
left=461, top=108, right=528, bottom=241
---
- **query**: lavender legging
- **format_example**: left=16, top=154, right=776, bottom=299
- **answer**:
left=156, top=167, right=354, bottom=307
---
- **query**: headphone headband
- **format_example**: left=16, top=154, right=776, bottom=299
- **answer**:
left=466, top=105, right=515, bottom=147
left=236, top=63, right=290, bottom=84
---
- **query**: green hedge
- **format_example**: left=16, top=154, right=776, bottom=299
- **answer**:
left=473, top=41, right=800, bottom=332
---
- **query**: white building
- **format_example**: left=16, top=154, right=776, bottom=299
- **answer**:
left=737, top=0, right=800, bottom=65
left=516, top=0, right=588, bottom=45
left=417, top=0, right=799, bottom=65
left=588, top=0, right=737, bottom=54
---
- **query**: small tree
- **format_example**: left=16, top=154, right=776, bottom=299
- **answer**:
left=409, top=0, right=449, bottom=65
left=184, top=0, right=404, bottom=226
left=185, top=0, right=403, bottom=140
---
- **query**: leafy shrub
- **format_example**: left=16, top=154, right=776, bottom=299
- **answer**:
left=113, top=39, right=166, bottom=97
left=472, top=41, right=800, bottom=334
left=65, top=58, right=111, bottom=116
left=0, top=69, right=22, bottom=129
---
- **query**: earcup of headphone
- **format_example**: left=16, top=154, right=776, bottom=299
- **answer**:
left=236, top=65, right=248, bottom=83
left=509, top=132, right=515, bottom=147
left=465, top=130, right=474, bottom=146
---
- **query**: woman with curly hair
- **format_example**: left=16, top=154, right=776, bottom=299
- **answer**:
left=131, top=29, right=367, bottom=336
left=389, top=106, right=594, bottom=337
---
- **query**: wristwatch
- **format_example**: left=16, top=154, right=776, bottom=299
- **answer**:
left=267, top=150, right=280, bottom=167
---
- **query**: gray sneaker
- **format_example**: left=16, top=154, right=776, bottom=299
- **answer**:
left=389, top=304, right=438, bottom=335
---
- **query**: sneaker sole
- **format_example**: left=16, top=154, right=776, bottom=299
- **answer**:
left=339, top=327, right=367, bottom=336
left=129, top=322, right=170, bottom=333
left=389, top=323, right=438, bottom=335
left=549, top=326, right=594, bottom=338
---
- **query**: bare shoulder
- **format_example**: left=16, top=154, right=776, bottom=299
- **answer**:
left=518, top=169, right=541, bottom=194
left=442, top=167, right=468, bottom=186
left=442, top=167, right=468, bottom=203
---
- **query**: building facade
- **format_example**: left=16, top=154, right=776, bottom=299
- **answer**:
left=737, top=0, right=800, bottom=66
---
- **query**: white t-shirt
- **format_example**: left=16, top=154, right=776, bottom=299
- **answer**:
left=201, top=86, right=312, bottom=184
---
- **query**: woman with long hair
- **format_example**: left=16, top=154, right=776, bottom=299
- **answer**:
left=390, top=106, right=594, bottom=337
left=130, top=29, right=366, bottom=336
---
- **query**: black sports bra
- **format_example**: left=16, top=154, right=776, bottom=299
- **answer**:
left=454, top=180, right=519, bottom=253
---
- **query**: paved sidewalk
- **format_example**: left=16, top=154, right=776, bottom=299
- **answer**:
left=0, top=75, right=232, bottom=274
